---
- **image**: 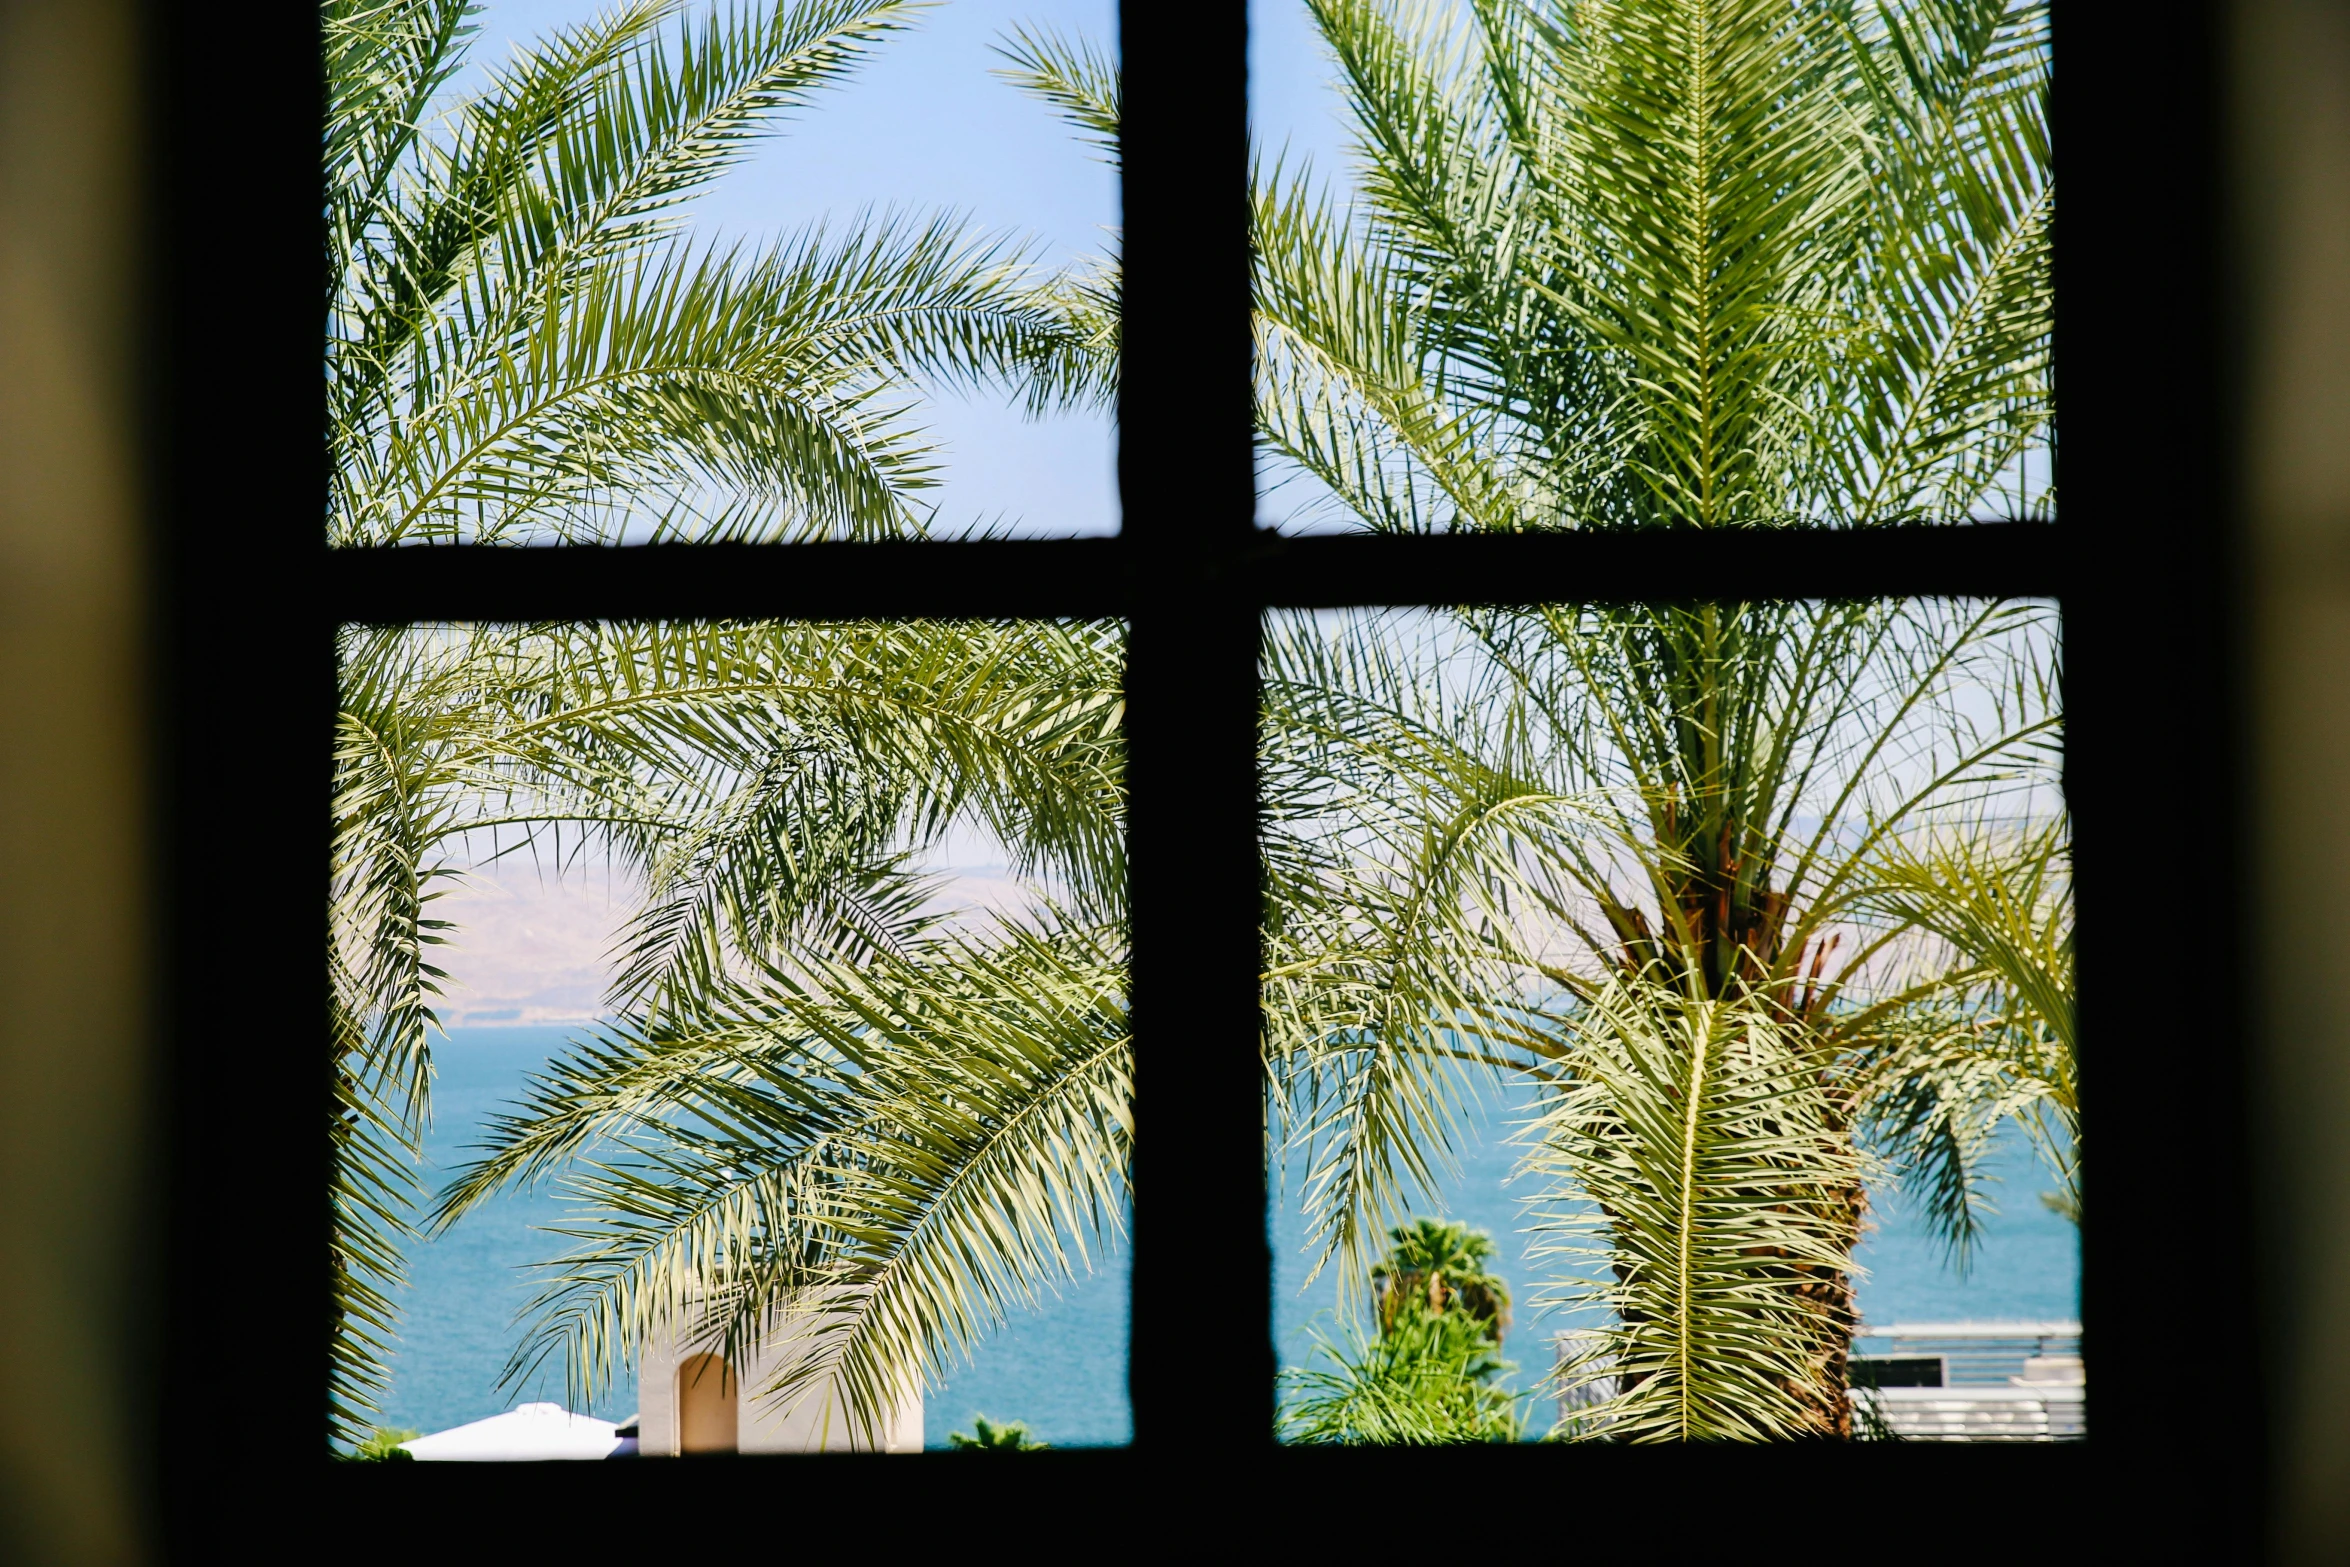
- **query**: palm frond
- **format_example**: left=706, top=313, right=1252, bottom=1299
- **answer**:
left=991, top=23, right=1121, bottom=408
left=1528, top=976, right=1861, bottom=1442
left=1263, top=610, right=1588, bottom=1297
left=467, top=915, right=1130, bottom=1441
left=991, top=24, right=1118, bottom=167
left=1858, top=820, right=2076, bottom=1223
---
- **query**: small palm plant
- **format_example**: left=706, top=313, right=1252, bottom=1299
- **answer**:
left=947, top=1415, right=1049, bottom=1451
left=343, top=1427, right=422, bottom=1462
left=1282, top=1219, right=1524, bottom=1444
left=1372, top=1217, right=1511, bottom=1339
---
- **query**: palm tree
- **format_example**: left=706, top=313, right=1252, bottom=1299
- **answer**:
left=325, top=0, right=1104, bottom=1442
left=1249, top=0, right=2062, bottom=1439
left=1258, top=600, right=2063, bottom=1439
left=1280, top=1218, right=1524, bottom=1444
left=1373, top=1217, right=1511, bottom=1338
left=947, top=1414, right=1050, bottom=1450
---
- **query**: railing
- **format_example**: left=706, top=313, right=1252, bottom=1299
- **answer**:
left=1552, top=1322, right=2087, bottom=1442
left=1854, top=1320, right=2083, bottom=1386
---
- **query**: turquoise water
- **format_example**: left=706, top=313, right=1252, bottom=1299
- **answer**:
left=378, top=1028, right=641, bottom=1435
left=376, top=1029, right=2078, bottom=1445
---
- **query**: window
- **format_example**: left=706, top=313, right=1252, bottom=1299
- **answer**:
left=131, top=0, right=2257, bottom=1551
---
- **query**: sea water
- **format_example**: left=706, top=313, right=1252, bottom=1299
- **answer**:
left=375, top=1028, right=641, bottom=1437
left=373, top=1028, right=2078, bottom=1446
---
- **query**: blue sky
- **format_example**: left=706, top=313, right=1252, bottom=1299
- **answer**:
left=463, top=0, right=1357, bottom=536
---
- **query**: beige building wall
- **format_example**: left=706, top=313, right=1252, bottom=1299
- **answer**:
left=638, top=1317, right=922, bottom=1457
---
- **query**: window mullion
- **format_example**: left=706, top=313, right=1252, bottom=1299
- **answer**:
left=1118, top=0, right=1269, bottom=1464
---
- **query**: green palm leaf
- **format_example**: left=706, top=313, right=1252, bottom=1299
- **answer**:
left=1530, top=975, right=1861, bottom=1441
left=466, top=914, right=1131, bottom=1442
left=1858, top=822, right=2076, bottom=1224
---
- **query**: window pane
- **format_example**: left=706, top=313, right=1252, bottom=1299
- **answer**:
left=328, top=1, right=1119, bottom=546
left=1261, top=599, right=2078, bottom=1443
left=335, top=618, right=1130, bottom=1455
left=1248, top=0, right=2053, bottom=533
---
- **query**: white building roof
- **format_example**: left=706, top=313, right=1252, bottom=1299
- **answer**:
left=400, top=1402, right=628, bottom=1462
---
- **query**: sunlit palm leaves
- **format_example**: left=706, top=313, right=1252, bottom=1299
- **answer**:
left=1252, top=0, right=2051, bottom=531
left=1280, top=1310, right=1524, bottom=1444
left=1263, top=600, right=2063, bottom=1330
left=324, top=0, right=1111, bottom=1439
left=419, top=635, right=1137, bottom=1444
left=329, top=0, right=1096, bottom=546
left=1263, top=611, right=1587, bottom=1297
left=356, top=0, right=2068, bottom=1451
left=370, top=618, right=1128, bottom=1437
left=448, top=914, right=1129, bottom=1443
left=1857, top=823, right=2076, bottom=1227
left=1282, top=1216, right=1521, bottom=1444
left=1530, top=975, right=1861, bottom=1441
left=571, top=618, right=1128, bottom=1015
left=989, top=25, right=1121, bottom=397
left=333, top=613, right=1122, bottom=1436
left=1249, top=0, right=2060, bottom=1440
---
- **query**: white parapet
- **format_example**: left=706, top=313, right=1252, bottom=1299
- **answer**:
left=1859, top=1320, right=2084, bottom=1339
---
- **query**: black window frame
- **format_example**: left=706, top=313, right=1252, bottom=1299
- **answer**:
left=156, top=0, right=2254, bottom=1552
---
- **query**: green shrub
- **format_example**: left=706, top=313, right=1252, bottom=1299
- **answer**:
left=1281, top=1219, right=1525, bottom=1445
left=345, top=1427, right=421, bottom=1461
left=947, top=1415, right=1047, bottom=1451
